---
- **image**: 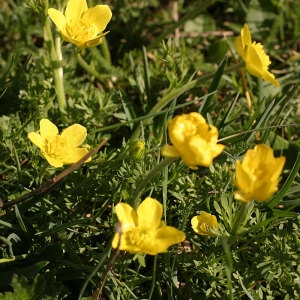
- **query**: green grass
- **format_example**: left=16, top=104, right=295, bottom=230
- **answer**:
left=0, top=0, right=299, bottom=299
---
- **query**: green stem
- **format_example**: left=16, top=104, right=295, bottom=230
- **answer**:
left=148, top=255, right=158, bottom=300
left=221, top=237, right=234, bottom=300
left=132, top=157, right=177, bottom=208
left=99, top=37, right=112, bottom=66
left=76, top=52, right=108, bottom=83
left=229, top=201, right=253, bottom=244
left=44, top=13, right=67, bottom=122
left=130, top=62, right=245, bottom=141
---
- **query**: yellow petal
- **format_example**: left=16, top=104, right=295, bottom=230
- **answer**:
left=234, top=160, right=253, bottom=202
left=241, top=23, right=252, bottom=47
left=65, top=0, right=88, bottom=23
left=191, top=212, right=218, bottom=236
left=253, top=181, right=278, bottom=202
left=234, top=36, right=245, bottom=59
left=115, top=203, right=137, bottom=233
left=61, top=124, right=87, bottom=149
left=43, top=153, right=64, bottom=168
left=39, top=119, right=58, bottom=141
left=82, top=5, right=112, bottom=32
left=62, top=148, right=90, bottom=164
left=85, top=34, right=106, bottom=47
left=137, top=197, right=162, bottom=229
left=48, top=8, right=66, bottom=31
left=112, top=233, right=120, bottom=249
left=28, top=132, right=45, bottom=150
left=234, top=144, right=285, bottom=202
left=152, top=226, right=186, bottom=253
left=161, top=144, right=180, bottom=158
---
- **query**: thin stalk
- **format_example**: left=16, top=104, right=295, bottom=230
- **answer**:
left=76, top=52, right=105, bottom=81
left=44, top=15, right=67, bottom=122
left=148, top=256, right=158, bottom=300
left=229, top=201, right=253, bottom=244
left=99, top=37, right=112, bottom=66
left=132, top=157, right=177, bottom=209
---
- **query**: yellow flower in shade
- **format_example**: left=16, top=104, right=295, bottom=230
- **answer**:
left=234, top=144, right=285, bottom=202
left=112, top=197, right=186, bottom=255
left=234, top=23, right=280, bottom=86
left=28, top=119, right=91, bottom=167
left=48, top=0, right=112, bottom=48
left=191, top=212, right=218, bottom=236
left=161, top=112, right=225, bottom=169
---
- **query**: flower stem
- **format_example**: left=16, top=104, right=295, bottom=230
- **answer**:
left=132, top=157, right=177, bottom=209
left=44, top=12, right=67, bottom=122
left=229, top=201, right=253, bottom=244
left=130, top=62, right=245, bottom=141
left=76, top=52, right=105, bottom=81
left=99, top=37, right=111, bottom=66
left=148, top=255, right=158, bottom=300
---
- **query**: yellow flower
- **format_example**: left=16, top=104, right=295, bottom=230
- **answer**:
left=28, top=119, right=91, bottom=167
left=191, top=212, right=218, bottom=236
left=234, top=23, right=279, bottom=86
left=48, top=0, right=112, bottom=48
left=161, top=112, right=225, bottom=169
left=112, top=197, right=186, bottom=255
left=234, top=144, right=285, bottom=202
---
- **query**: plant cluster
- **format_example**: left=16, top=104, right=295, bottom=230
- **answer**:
left=0, top=0, right=299, bottom=299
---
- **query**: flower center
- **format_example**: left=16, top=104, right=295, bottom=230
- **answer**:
left=66, top=20, right=97, bottom=41
left=128, top=228, right=154, bottom=248
left=46, top=135, right=68, bottom=157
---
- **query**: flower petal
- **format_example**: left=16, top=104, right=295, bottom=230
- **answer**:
left=61, top=124, right=87, bottom=149
left=43, top=153, right=63, bottom=168
left=39, top=119, right=59, bottom=141
left=48, top=8, right=66, bottom=31
left=65, top=0, right=88, bottom=23
left=234, top=144, right=285, bottom=202
left=241, top=23, right=252, bottom=48
left=161, top=144, right=180, bottom=158
left=150, top=226, right=185, bottom=254
left=115, top=203, right=138, bottom=233
left=62, top=148, right=90, bottom=164
left=137, top=197, right=162, bottom=229
left=83, top=5, right=112, bottom=32
left=28, top=132, right=45, bottom=150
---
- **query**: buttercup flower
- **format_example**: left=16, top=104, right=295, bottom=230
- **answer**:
left=28, top=119, right=91, bottom=167
left=234, top=144, right=285, bottom=202
left=161, top=112, right=225, bottom=169
left=191, top=212, right=218, bottom=236
left=48, top=0, right=112, bottom=48
left=112, top=197, right=186, bottom=255
left=234, top=23, right=279, bottom=86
